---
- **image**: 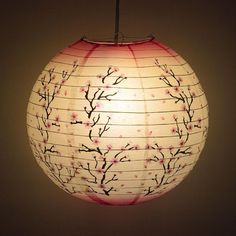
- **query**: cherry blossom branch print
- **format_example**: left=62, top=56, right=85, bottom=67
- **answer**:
left=30, top=61, right=80, bottom=194
left=30, top=138, right=81, bottom=194
left=143, top=59, right=203, bottom=197
left=71, top=66, right=133, bottom=196
left=144, top=143, right=188, bottom=196
left=78, top=143, right=135, bottom=196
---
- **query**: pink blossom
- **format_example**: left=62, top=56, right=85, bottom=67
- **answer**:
left=97, top=74, right=103, bottom=79
left=159, top=159, right=164, bottom=164
left=145, top=144, right=152, bottom=150
left=99, top=184, right=105, bottom=189
left=96, top=102, right=102, bottom=108
left=105, top=84, right=111, bottom=89
left=84, top=120, right=91, bottom=128
left=174, top=86, right=180, bottom=93
left=79, top=87, right=86, bottom=93
left=81, top=176, right=87, bottom=181
left=113, top=66, right=119, bottom=72
left=46, top=122, right=51, bottom=129
left=134, top=144, right=140, bottom=150
left=188, top=124, right=193, bottom=131
left=112, top=158, right=119, bottom=164
left=173, top=114, right=178, bottom=121
left=182, top=104, right=187, bottom=111
left=96, top=169, right=103, bottom=174
left=93, top=138, right=100, bottom=146
left=107, top=144, right=112, bottom=150
left=171, top=127, right=177, bottom=134
left=179, top=140, right=185, bottom=147
left=71, top=112, right=77, bottom=121
left=165, top=89, right=170, bottom=95
left=55, top=115, right=60, bottom=122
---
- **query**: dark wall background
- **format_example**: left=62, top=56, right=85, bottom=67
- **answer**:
left=1, top=0, right=235, bottom=235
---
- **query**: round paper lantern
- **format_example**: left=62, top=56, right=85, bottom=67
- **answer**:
left=27, top=36, right=208, bottom=205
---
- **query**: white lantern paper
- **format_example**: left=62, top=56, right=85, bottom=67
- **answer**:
left=27, top=37, right=209, bottom=205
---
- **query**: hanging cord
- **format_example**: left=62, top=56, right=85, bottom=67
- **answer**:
left=114, top=0, right=120, bottom=43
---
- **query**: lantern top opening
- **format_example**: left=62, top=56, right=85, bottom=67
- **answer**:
left=81, top=35, right=155, bottom=46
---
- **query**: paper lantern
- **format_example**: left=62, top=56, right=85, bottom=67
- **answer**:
left=26, top=36, right=208, bottom=205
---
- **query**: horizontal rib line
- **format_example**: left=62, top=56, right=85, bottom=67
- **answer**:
left=26, top=111, right=209, bottom=127
left=53, top=183, right=181, bottom=195
left=31, top=89, right=205, bottom=102
left=42, top=68, right=195, bottom=78
left=68, top=45, right=170, bottom=52
left=39, top=150, right=200, bottom=162
left=50, top=59, right=188, bottom=68
left=36, top=78, right=200, bottom=90
left=28, top=100, right=208, bottom=114
left=27, top=123, right=203, bottom=139
left=59, top=51, right=180, bottom=59
left=29, top=136, right=206, bottom=151
left=42, top=161, right=196, bottom=173
left=45, top=170, right=188, bottom=183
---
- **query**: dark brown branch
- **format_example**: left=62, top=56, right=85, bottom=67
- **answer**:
left=144, top=186, right=155, bottom=196
left=101, top=67, right=115, bottom=83
left=91, top=114, right=100, bottom=127
left=78, top=144, right=103, bottom=155
left=112, top=75, right=127, bottom=85
left=103, top=187, right=115, bottom=196
left=97, top=90, right=118, bottom=101
left=79, top=162, right=97, bottom=184
left=98, top=116, right=110, bottom=137
left=44, top=145, right=58, bottom=154
left=105, top=174, right=118, bottom=184
left=71, top=120, right=83, bottom=125
left=84, top=85, right=100, bottom=118
left=155, top=59, right=180, bottom=86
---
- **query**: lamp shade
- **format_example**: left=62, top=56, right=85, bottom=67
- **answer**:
left=27, top=37, right=208, bottom=205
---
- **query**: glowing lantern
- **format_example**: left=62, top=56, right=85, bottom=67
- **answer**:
left=26, top=36, right=208, bottom=205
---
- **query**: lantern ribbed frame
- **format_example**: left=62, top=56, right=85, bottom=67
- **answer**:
left=27, top=36, right=208, bottom=205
